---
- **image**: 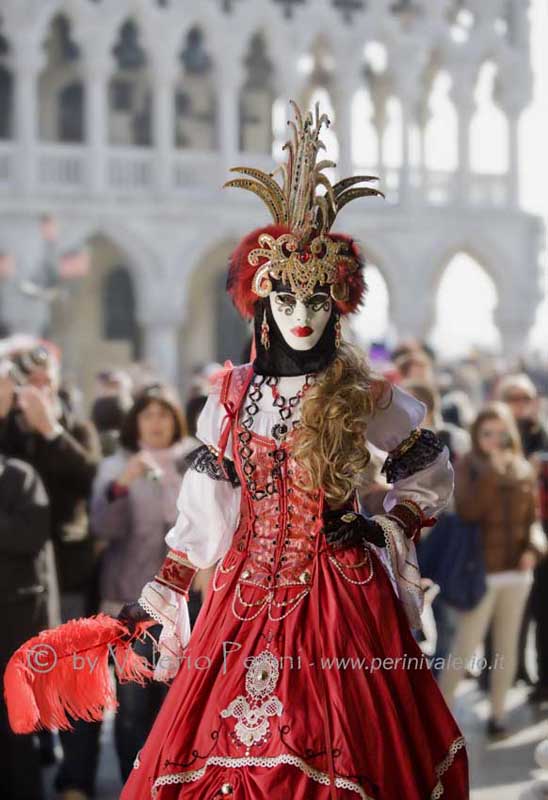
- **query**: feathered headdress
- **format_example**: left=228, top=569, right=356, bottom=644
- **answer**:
left=225, top=100, right=383, bottom=318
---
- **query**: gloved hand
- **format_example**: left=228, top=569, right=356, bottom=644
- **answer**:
left=117, top=601, right=153, bottom=636
left=323, top=509, right=386, bottom=550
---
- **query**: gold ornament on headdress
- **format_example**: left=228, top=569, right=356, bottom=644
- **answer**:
left=224, top=100, right=384, bottom=303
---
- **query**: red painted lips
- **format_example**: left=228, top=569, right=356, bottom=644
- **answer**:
left=291, top=326, right=313, bottom=337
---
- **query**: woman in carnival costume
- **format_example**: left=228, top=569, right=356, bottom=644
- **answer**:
left=7, top=101, right=470, bottom=799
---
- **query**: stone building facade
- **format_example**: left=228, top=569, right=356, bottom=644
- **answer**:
left=0, top=0, right=543, bottom=395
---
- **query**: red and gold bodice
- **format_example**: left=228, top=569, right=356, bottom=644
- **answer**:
left=211, top=365, right=372, bottom=622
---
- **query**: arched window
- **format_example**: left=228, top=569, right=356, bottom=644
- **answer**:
left=39, top=15, right=84, bottom=143
left=239, top=33, right=274, bottom=153
left=470, top=61, right=508, bottom=174
left=174, top=27, right=216, bottom=149
left=349, top=264, right=391, bottom=347
left=0, top=30, right=12, bottom=140
left=0, top=66, right=12, bottom=140
left=352, top=86, right=377, bottom=169
left=102, top=265, right=140, bottom=357
left=429, top=252, right=500, bottom=357
left=109, top=20, right=151, bottom=146
left=424, top=70, right=458, bottom=172
left=58, top=82, right=84, bottom=142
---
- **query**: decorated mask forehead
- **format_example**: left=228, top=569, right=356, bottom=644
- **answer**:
left=250, top=232, right=355, bottom=304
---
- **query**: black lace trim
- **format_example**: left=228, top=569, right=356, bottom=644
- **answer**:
left=381, top=429, right=444, bottom=484
left=185, top=445, right=241, bottom=487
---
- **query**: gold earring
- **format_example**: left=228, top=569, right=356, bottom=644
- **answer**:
left=335, top=316, right=342, bottom=349
left=261, top=308, right=270, bottom=350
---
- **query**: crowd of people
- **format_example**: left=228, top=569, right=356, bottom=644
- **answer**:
left=0, top=332, right=547, bottom=799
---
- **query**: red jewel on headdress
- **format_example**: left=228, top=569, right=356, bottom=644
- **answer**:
left=299, top=252, right=311, bottom=263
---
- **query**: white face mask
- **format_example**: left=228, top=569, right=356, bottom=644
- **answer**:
left=269, top=290, right=332, bottom=351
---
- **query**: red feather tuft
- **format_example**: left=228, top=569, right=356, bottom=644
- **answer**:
left=226, top=226, right=367, bottom=318
left=227, top=224, right=290, bottom=319
left=3, top=614, right=155, bottom=733
left=328, top=233, right=367, bottom=315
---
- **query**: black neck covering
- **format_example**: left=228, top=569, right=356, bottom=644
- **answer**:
left=252, top=297, right=338, bottom=377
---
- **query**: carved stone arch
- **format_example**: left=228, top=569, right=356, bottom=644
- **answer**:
left=32, top=0, right=93, bottom=52
left=102, top=1, right=163, bottom=59
left=175, top=9, right=232, bottom=60
left=424, top=234, right=510, bottom=299
left=60, top=218, right=163, bottom=322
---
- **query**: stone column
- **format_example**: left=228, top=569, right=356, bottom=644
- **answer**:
left=450, top=73, right=475, bottom=207
left=142, top=317, right=181, bottom=386
left=332, top=54, right=361, bottom=177
left=218, top=63, right=243, bottom=170
left=399, top=98, right=412, bottom=205
left=152, top=56, right=177, bottom=193
left=12, top=36, right=43, bottom=195
left=83, top=47, right=112, bottom=195
left=371, top=89, right=388, bottom=183
left=496, top=59, right=531, bottom=209
left=392, top=44, right=425, bottom=207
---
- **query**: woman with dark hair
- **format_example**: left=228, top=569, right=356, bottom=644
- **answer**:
left=90, top=383, right=192, bottom=781
left=440, top=402, right=543, bottom=739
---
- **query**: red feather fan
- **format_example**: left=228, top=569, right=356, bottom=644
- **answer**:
left=3, top=614, right=156, bottom=734
left=226, top=224, right=367, bottom=319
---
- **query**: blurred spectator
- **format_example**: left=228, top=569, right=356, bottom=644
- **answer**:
left=91, top=369, right=133, bottom=457
left=495, top=373, right=548, bottom=457
left=394, top=350, right=434, bottom=383
left=403, top=381, right=470, bottom=462
left=90, top=383, right=193, bottom=782
left=439, top=403, right=544, bottom=739
left=0, top=455, right=50, bottom=800
left=0, top=341, right=101, bottom=800
left=496, top=373, right=548, bottom=688
left=90, top=394, right=130, bottom=458
left=440, top=389, right=476, bottom=431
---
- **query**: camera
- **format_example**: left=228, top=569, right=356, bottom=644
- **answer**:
left=144, top=464, right=164, bottom=482
left=7, top=346, right=51, bottom=388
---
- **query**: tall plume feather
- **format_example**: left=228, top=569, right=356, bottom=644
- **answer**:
left=224, top=100, right=384, bottom=238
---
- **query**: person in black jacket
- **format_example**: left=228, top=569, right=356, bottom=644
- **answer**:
left=0, top=455, right=50, bottom=800
left=0, top=344, right=102, bottom=800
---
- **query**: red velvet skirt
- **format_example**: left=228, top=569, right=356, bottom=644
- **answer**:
left=120, top=544, right=469, bottom=799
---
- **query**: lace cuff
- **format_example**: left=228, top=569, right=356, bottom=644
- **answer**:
left=381, top=428, right=444, bottom=484
left=185, top=444, right=241, bottom=487
left=138, top=580, right=190, bottom=682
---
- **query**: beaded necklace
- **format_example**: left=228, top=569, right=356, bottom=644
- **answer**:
left=237, top=374, right=314, bottom=501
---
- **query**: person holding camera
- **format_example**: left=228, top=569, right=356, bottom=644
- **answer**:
left=439, top=402, right=544, bottom=739
left=0, top=343, right=101, bottom=799
left=89, top=383, right=193, bottom=783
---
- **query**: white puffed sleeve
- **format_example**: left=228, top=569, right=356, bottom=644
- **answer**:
left=366, top=383, right=454, bottom=632
left=137, top=390, right=241, bottom=681
left=367, top=383, right=454, bottom=517
left=164, top=466, right=240, bottom=568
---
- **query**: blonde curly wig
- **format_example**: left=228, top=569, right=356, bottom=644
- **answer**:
left=292, top=344, right=380, bottom=506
